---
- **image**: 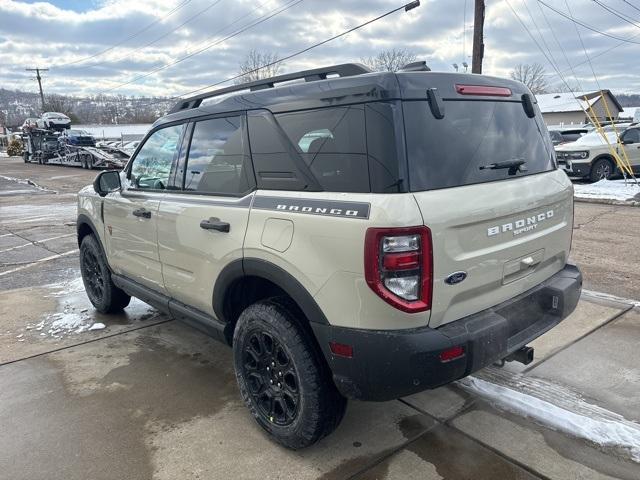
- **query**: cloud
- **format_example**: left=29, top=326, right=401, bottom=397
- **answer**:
left=1, top=0, right=639, bottom=97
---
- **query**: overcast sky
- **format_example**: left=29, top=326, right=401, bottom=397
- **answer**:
left=1, top=0, right=639, bottom=98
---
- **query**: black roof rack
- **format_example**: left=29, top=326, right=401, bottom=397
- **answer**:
left=169, top=63, right=371, bottom=114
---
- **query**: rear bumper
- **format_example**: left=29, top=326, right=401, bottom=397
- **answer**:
left=312, top=263, right=582, bottom=401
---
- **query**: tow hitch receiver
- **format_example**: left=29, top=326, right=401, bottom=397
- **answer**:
left=505, top=346, right=534, bottom=365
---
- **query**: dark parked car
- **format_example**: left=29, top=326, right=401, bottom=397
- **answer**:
left=59, top=129, right=96, bottom=147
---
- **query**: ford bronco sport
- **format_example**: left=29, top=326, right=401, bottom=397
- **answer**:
left=77, top=63, right=582, bottom=449
left=555, top=123, right=640, bottom=182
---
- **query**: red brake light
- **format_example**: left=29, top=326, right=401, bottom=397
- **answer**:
left=364, top=226, right=432, bottom=313
left=455, top=84, right=512, bottom=97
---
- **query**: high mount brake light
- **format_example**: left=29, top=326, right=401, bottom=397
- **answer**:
left=455, top=84, right=512, bottom=97
left=364, top=226, right=433, bottom=313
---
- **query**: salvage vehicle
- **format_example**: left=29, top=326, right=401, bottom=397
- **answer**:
left=59, top=129, right=96, bottom=147
left=77, top=63, right=582, bottom=449
left=555, top=124, right=640, bottom=181
left=40, top=111, right=71, bottom=130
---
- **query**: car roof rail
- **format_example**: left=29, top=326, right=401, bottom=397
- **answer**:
left=169, top=63, right=372, bottom=113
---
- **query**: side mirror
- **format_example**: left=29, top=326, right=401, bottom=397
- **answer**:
left=93, top=170, right=121, bottom=197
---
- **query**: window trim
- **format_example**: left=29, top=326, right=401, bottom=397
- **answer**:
left=124, top=121, right=188, bottom=193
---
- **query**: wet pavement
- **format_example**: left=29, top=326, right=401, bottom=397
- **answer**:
left=1, top=157, right=639, bottom=479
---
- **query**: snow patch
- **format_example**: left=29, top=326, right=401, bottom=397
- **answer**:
left=89, top=323, right=106, bottom=331
left=460, top=376, right=640, bottom=462
left=574, top=179, right=640, bottom=203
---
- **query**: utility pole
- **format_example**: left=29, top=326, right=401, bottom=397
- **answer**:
left=471, top=0, right=485, bottom=74
left=25, top=67, right=49, bottom=111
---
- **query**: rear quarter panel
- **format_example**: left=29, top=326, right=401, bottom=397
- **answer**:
left=244, top=191, right=429, bottom=329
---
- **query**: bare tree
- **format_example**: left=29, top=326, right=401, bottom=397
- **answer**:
left=361, top=48, right=417, bottom=72
left=509, top=63, right=549, bottom=94
left=235, top=50, right=282, bottom=84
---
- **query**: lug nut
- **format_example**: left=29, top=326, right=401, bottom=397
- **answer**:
left=271, top=361, right=275, bottom=367
left=278, top=371, right=282, bottom=376
left=270, top=379, right=273, bottom=384
left=277, top=383, right=281, bottom=388
left=266, top=366, right=270, bottom=371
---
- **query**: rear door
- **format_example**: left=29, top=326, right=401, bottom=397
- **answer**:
left=403, top=89, right=573, bottom=328
left=103, top=124, right=184, bottom=293
left=157, top=115, right=254, bottom=316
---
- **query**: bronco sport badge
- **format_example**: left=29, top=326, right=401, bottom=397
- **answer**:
left=487, top=210, right=554, bottom=237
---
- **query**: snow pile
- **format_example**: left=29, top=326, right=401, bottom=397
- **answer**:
left=460, top=376, right=640, bottom=462
left=574, top=179, right=640, bottom=203
left=22, top=275, right=107, bottom=338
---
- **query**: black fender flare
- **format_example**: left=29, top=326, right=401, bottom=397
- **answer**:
left=213, top=258, right=329, bottom=325
left=590, top=154, right=616, bottom=170
left=76, top=213, right=107, bottom=254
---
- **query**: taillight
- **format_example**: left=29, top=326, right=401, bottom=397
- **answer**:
left=364, top=226, right=432, bottom=313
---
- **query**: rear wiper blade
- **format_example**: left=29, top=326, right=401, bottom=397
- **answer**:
left=479, top=159, right=527, bottom=175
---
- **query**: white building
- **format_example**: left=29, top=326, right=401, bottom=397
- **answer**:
left=536, top=90, right=623, bottom=126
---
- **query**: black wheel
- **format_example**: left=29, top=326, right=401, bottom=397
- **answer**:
left=23, top=152, right=28, bottom=163
left=590, top=158, right=614, bottom=182
left=79, top=235, right=131, bottom=314
left=88, top=156, right=94, bottom=170
left=233, top=298, right=347, bottom=449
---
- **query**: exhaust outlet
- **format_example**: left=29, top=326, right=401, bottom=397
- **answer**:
left=505, top=346, right=534, bottom=365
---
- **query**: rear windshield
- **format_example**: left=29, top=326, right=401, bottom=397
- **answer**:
left=403, top=100, right=555, bottom=191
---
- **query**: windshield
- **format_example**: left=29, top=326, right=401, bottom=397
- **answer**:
left=404, top=100, right=555, bottom=191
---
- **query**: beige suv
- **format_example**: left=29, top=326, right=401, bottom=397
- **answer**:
left=77, top=63, right=582, bottom=448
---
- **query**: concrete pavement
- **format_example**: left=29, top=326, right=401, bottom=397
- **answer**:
left=1, top=157, right=639, bottom=479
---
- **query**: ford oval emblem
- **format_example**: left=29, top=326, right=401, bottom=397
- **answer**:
left=445, top=271, right=467, bottom=285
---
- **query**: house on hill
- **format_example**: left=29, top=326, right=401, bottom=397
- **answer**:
left=536, top=90, right=623, bottom=126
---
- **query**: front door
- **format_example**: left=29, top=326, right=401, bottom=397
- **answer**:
left=619, top=127, right=640, bottom=170
left=157, top=115, right=255, bottom=316
left=103, top=123, right=185, bottom=293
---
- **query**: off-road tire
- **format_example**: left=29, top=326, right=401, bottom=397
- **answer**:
left=79, top=234, right=131, bottom=313
left=590, top=158, right=614, bottom=182
left=233, top=298, right=347, bottom=449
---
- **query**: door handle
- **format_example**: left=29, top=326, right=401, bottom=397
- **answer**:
left=133, top=208, right=151, bottom=219
left=200, top=217, right=230, bottom=233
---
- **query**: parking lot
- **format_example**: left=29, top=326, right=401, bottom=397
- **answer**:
left=1, top=157, right=639, bottom=480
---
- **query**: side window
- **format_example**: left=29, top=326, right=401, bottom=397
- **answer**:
left=275, top=106, right=370, bottom=192
left=183, top=116, right=252, bottom=195
left=623, top=129, right=640, bottom=144
left=129, top=124, right=183, bottom=190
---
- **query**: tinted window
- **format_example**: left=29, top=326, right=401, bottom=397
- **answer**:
left=404, top=100, right=555, bottom=191
left=248, top=111, right=321, bottom=192
left=275, top=106, right=369, bottom=192
left=129, top=124, right=183, bottom=190
left=623, top=128, right=640, bottom=144
left=365, top=102, right=406, bottom=192
left=184, top=117, right=252, bottom=194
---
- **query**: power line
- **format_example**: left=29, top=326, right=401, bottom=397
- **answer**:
left=71, top=0, right=226, bottom=72
left=534, top=0, right=584, bottom=91
left=53, top=0, right=194, bottom=68
left=592, top=0, right=640, bottom=31
left=566, top=0, right=602, bottom=90
left=622, top=0, right=640, bottom=15
left=96, top=0, right=302, bottom=95
left=521, top=0, right=561, bottom=75
left=505, top=0, right=575, bottom=95
left=537, top=0, right=640, bottom=44
left=134, top=0, right=421, bottom=111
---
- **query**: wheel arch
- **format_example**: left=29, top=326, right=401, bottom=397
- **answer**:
left=214, top=258, right=330, bottom=343
left=77, top=214, right=107, bottom=254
